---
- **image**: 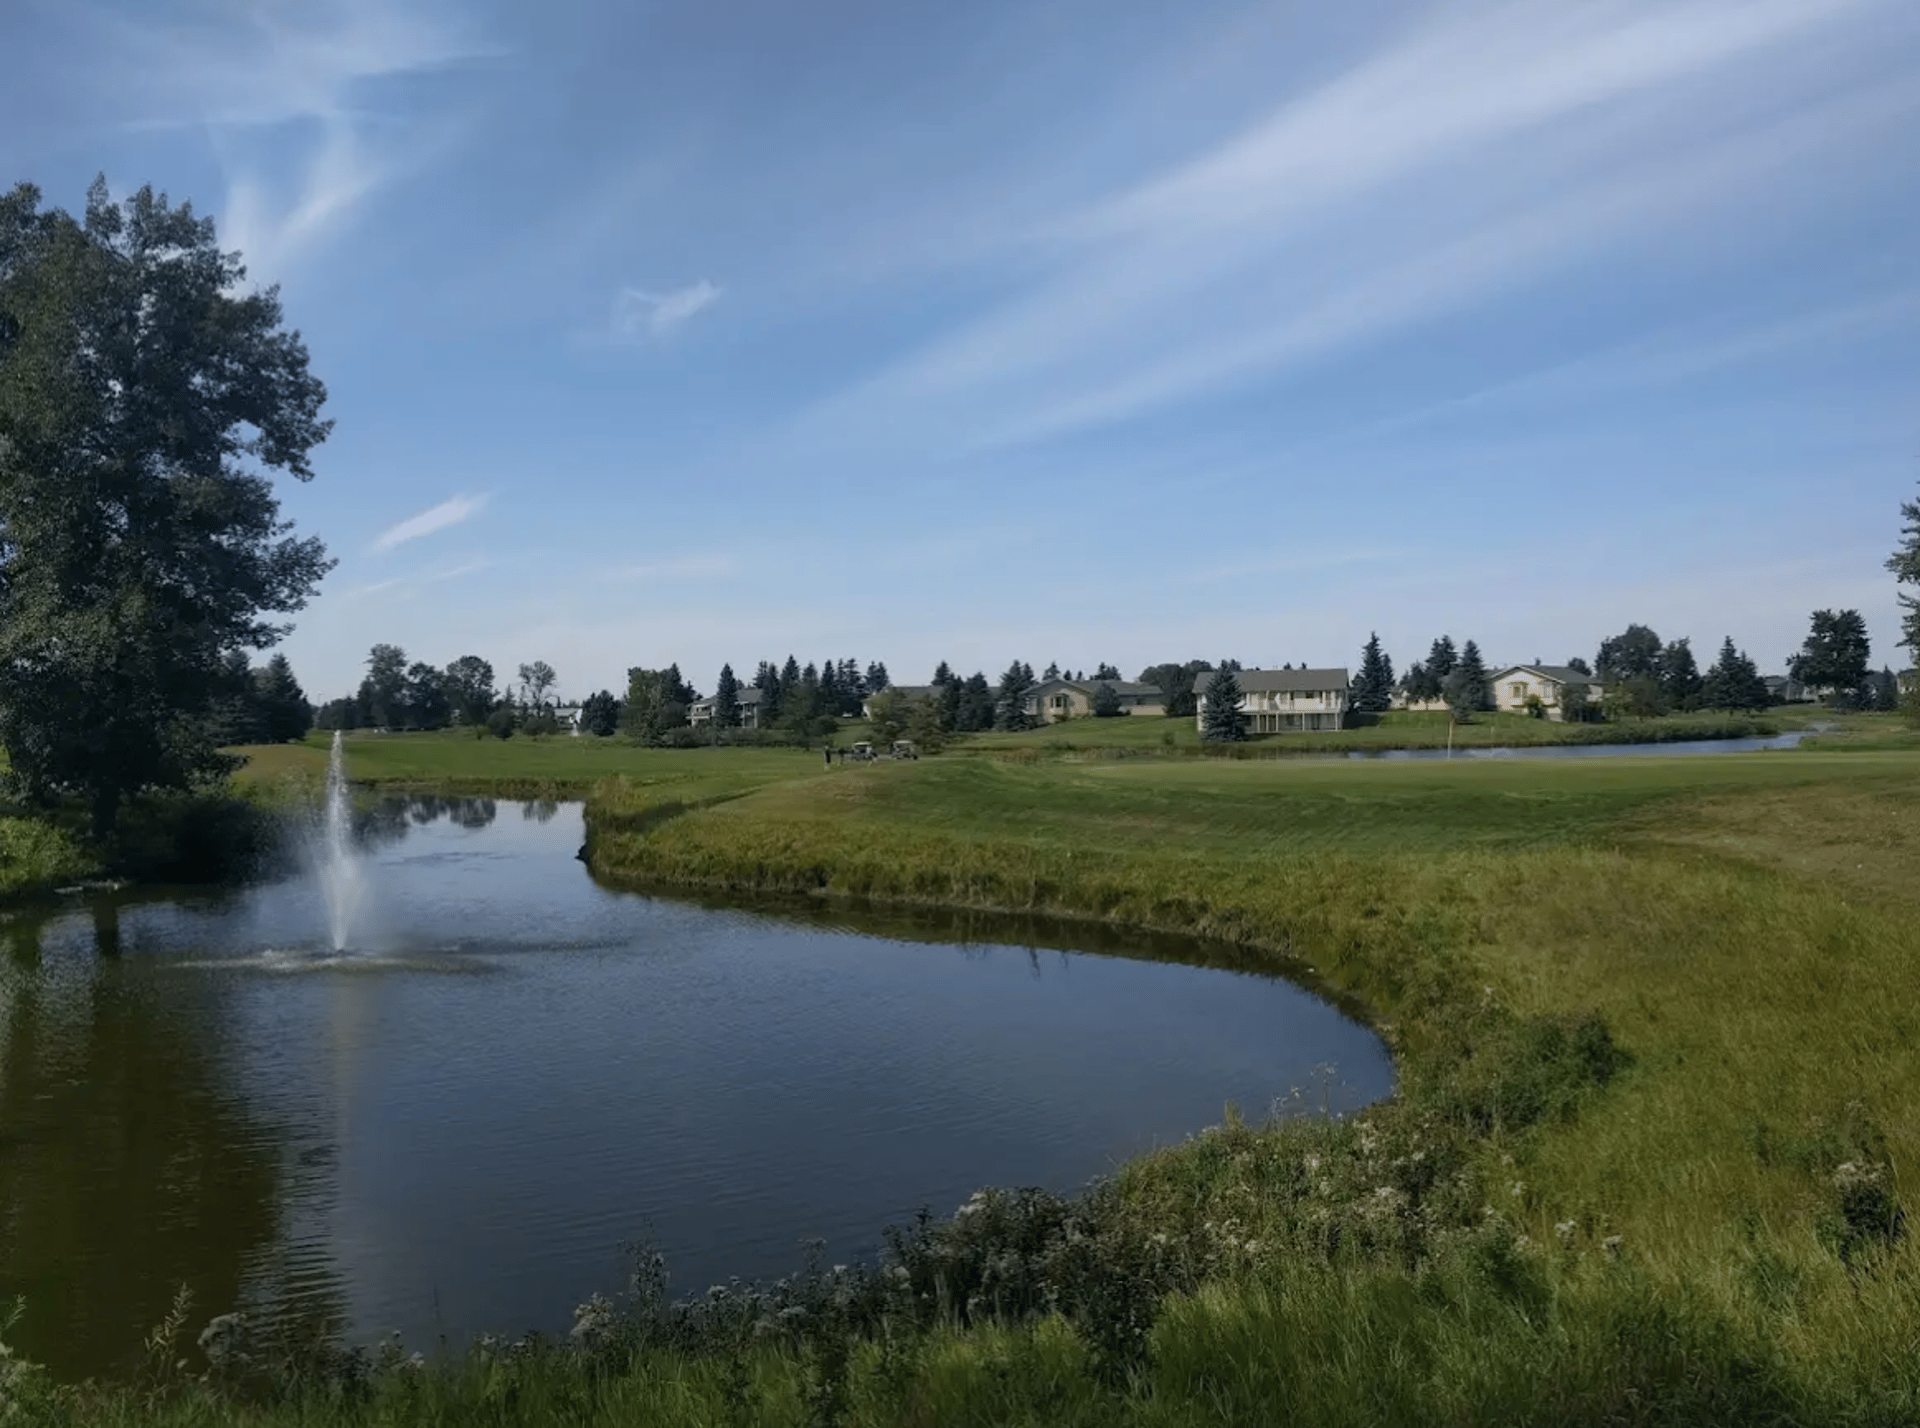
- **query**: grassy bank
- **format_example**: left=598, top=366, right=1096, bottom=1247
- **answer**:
left=12, top=743, right=1920, bottom=1422
left=575, top=748, right=1920, bottom=1420
left=231, top=730, right=820, bottom=801
left=956, top=707, right=1793, bottom=757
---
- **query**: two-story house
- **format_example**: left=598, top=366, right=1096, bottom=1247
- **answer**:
left=687, top=687, right=765, bottom=729
left=1191, top=668, right=1350, bottom=732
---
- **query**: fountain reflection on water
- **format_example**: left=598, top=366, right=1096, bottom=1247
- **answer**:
left=315, top=731, right=370, bottom=952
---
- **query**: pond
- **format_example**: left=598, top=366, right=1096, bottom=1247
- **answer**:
left=1345, top=732, right=1811, bottom=759
left=0, top=797, right=1391, bottom=1380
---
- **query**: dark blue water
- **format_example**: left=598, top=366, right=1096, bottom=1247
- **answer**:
left=0, top=797, right=1389, bottom=1374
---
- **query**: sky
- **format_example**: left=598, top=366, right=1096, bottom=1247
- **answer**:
left=6, top=0, right=1919, bottom=702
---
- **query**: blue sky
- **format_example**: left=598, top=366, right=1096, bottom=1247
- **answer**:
left=8, top=0, right=1919, bottom=702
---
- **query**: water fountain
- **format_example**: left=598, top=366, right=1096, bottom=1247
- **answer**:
left=316, top=731, right=368, bottom=952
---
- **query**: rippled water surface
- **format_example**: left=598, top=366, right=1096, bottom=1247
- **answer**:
left=0, top=797, right=1390, bottom=1378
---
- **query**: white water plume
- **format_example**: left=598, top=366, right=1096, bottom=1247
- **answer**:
left=315, top=731, right=370, bottom=952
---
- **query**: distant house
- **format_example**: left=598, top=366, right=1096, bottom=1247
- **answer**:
left=1762, top=675, right=1812, bottom=705
left=551, top=703, right=584, bottom=735
left=1024, top=678, right=1167, bottom=721
left=687, top=687, right=765, bottom=730
left=1489, top=665, right=1603, bottom=720
left=859, top=685, right=939, bottom=719
left=1190, top=668, right=1349, bottom=733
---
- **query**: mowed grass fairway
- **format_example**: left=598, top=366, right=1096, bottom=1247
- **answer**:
left=230, top=729, right=822, bottom=805
left=580, top=744, right=1920, bottom=1418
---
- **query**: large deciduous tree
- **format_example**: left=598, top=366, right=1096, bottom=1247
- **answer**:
left=0, top=179, right=333, bottom=835
left=1788, top=608, right=1871, bottom=707
left=359, top=644, right=408, bottom=729
left=442, top=655, right=497, bottom=729
left=1596, top=624, right=1663, bottom=681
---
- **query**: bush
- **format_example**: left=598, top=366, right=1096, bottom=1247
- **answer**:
left=486, top=707, right=517, bottom=740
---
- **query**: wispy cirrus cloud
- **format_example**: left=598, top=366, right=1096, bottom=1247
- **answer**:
left=608, top=280, right=724, bottom=341
left=601, top=552, right=737, bottom=582
left=372, top=494, right=488, bottom=551
left=792, top=0, right=1917, bottom=457
left=88, top=0, right=496, bottom=282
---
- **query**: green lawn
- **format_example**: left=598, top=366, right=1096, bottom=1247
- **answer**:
left=230, top=729, right=824, bottom=802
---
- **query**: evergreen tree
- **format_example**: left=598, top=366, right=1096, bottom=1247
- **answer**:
left=1455, top=640, right=1492, bottom=711
left=1091, top=682, right=1123, bottom=718
left=1659, top=639, right=1702, bottom=712
left=580, top=690, right=621, bottom=736
left=1890, top=478, right=1920, bottom=661
left=1352, top=632, right=1394, bottom=714
left=254, top=653, right=313, bottom=742
left=931, top=661, right=953, bottom=686
left=1701, top=638, right=1769, bottom=711
left=780, top=655, right=802, bottom=700
left=866, top=660, right=890, bottom=693
left=1424, top=636, right=1458, bottom=698
left=1565, top=656, right=1593, bottom=676
left=960, top=673, right=994, bottom=731
left=663, top=664, right=697, bottom=708
left=1399, top=661, right=1426, bottom=705
left=753, top=660, right=783, bottom=721
left=1200, top=665, right=1249, bottom=741
left=713, top=663, right=741, bottom=729
left=1094, top=662, right=1121, bottom=681
left=996, top=661, right=1037, bottom=731
left=1042, top=661, right=1061, bottom=681
left=1788, top=609, right=1871, bottom=706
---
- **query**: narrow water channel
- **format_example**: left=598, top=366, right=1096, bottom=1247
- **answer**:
left=0, top=797, right=1391, bottom=1380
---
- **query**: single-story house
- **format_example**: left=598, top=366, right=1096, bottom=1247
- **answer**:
left=1762, top=675, right=1812, bottom=704
left=859, top=685, right=939, bottom=719
left=1025, top=678, right=1166, bottom=721
left=1192, top=668, right=1349, bottom=732
left=1489, top=665, right=1603, bottom=720
left=687, top=687, right=765, bottom=729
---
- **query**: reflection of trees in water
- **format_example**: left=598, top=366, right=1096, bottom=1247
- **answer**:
left=0, top=928, right=333, bottom=1381
left=363, top=795, right=499, bottom=841
left=521, top=799, right=559, bottom=824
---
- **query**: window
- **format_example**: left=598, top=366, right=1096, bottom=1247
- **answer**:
left=1510, top=683, right=1527, bottom=700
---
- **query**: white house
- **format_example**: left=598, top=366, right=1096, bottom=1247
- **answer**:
left=1487, top=665, right=1602, bottom=720
left=1192, top=668, right=1349, bottom=732
left=687, top=687, right=765, bottom=729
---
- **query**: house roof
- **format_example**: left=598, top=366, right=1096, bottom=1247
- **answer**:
left=866, top=684, right=939, bottom=702
left=1189, top=667, right=1349, bottom=694
left=1031, top=678, right=1162, bottom=698
left=690, top=687, right=764, bottom=708
left=1490, top=665, right=1595, bottom=686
